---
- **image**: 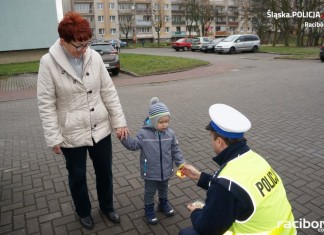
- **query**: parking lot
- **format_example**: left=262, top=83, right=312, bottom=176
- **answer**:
left=0, top=48, right=324, bottom=234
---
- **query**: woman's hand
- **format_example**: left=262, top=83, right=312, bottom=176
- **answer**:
left=52, top=144, right=62, bottom=154
left=116, top=126, right=130, bottom=140
left=182, top=164, right=201, bottom=180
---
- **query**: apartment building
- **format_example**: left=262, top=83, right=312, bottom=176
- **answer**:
left=70, top=0, right=253, bottom=43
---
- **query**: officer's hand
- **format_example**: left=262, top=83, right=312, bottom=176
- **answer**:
left=187, top=203, right=200, bottom=212
left=182, top=164, right=201, bottom=180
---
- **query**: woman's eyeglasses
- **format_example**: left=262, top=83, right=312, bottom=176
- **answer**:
left=70, top=42, right=90, bottom=52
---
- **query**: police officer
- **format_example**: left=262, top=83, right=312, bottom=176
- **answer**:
left=179, top=104, right=296, bottom=235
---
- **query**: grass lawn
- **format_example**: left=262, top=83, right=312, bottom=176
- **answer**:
left=0, top=46, right=320, bottom=78
left=0, top=53, right=209, bottom=78
left=0, top=61, right=39, bottom=77
left=260, top=45, right=320, bottom=60
left=119, top=53, right=209, bottom=76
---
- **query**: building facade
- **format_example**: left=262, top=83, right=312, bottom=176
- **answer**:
left=70, top=0, right=254, bottom=43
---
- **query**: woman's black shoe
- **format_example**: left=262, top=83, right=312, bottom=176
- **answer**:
left=80, top=215, right=94, bottom=230
left=107, top=211, right=120, bottom=223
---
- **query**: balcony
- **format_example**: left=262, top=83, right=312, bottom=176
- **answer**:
left=136, top=20, right=152, bottom=26
left=78, top=9, right=94, bottom=15
left=228, top=22, right=239, bottom=27
left=136, top=9, right=150, bottom=14
left=228, top=11, right=239, bottom=16
left=215, top=21, right=226, bottom=25
left=172, top=31, right=186, bottom=37
left=215, top=31, right=229, bottom=36
left=118, top=9, right=133, bottom=14
left=74, top=0, right=93, bottom=2
left=171, top=9, right=185, bottom=14
left=227, top=0, right=240, bottom=6
left=172, top=21, right=186, bottom=25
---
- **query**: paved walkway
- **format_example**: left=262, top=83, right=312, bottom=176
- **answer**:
left=0, top=61, right=234, bottom=102
left=0, top=54, right=323, bottom=235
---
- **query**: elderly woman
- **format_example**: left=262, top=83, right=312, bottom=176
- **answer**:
left=37, top=11, right=129, bottom=230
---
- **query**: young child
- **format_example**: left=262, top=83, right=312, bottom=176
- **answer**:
left=120, top=97, right=185, bottom=225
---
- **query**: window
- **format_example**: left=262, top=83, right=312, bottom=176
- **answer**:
left=98, top=16, right=104, bottom=22
left=119, top=15, right=131, bottom=22
left=172, top=16, right=181, bottom=22
left=172, top=5, right=179, bottom=10
left=139, top=27, right=150, bottom=33
left=165, top=27, right=169, bottom=33
left=164, top=16, right=169, bottom=22
left=164, top=4, right=169, bottom=10
left=110, top=28, right=116, bottom=35
left=119, top=4, right=131, bottom=10
left=109, top=3, right=114, bottom=10
left=110, top=16, right=116, bottom=22
left=137, top=4, right=147, bottom=10
left=143, top=15, right=151, bottom=21
left=176, top=26, right=181, bottom=32
left=99, top=28, right=105, bottom=35
left=74, top=3, right=90, bottom=12
left=97, top=3, right=103, bottom=10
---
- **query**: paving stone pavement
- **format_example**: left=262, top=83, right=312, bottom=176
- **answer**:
left=0, top=53, right=324, bottom=235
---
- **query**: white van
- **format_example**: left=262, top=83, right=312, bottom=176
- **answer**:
left=215, top=34, right=260, bottom=54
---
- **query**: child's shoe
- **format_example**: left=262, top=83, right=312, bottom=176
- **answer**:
left=158, top=198, right=174, bottom=217
left=144, top=203, right=158, bottom=225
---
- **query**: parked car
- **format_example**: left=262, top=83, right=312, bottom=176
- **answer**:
left=320, top=45, right=324, bottom=62
left=90, top=42, right=120, bottom=75
left=215, top=34, right=260, bottom=54
left=191, top=37, right=211, bottom=51
left=201, top=38, right=225, bottom=53
left=171, top=38, right=193, bottom=51
left=109, top=39, right=128, bottom=48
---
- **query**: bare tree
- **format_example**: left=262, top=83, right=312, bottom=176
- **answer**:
left=183, top=0, right=213, bottom=37
left=198, top=0, right=214, bottom=36
left=183, top=0, right=198, bottom=37
left=247, top=0, right=273, bottom=43
left=294, top=0, right=324, bottom=46
left=277, top=0, right=293, bottom=46
left=119, top=15, right=133, bottom=41
left=148, top=0, right=167, bottom=47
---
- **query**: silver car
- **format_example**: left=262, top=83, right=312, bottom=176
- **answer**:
left=215, top=34, right=260, bottom=54
left=191, top=37, right=211, bottom=52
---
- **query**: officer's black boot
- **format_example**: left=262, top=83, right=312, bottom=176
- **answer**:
left=158, top=198, right=174, bottom=217
left=144, top=203, right=158, bottom=225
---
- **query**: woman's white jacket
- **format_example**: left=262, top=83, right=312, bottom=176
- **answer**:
left=37, top=39, right=127, bottom=148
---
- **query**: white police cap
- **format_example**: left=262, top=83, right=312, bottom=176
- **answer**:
left=206, top=104, right=251, bottom=139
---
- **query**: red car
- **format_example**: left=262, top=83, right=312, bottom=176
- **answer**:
left=171, top=38, right=193, bottom=51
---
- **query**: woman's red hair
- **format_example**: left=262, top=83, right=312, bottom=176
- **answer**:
left=58, top=11, right=92, bottom=42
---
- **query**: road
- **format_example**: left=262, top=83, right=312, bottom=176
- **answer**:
left=0, top=48, right=323, bottom=235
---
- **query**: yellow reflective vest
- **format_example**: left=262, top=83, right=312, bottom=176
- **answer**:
left=218, top=150, right=296, bottom=235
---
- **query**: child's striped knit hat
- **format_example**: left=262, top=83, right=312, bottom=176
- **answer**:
left=149, top=97, right=170, bottom=129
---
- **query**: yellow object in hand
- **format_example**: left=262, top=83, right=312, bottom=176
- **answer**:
left=176, top=163, right=185, bottom=179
